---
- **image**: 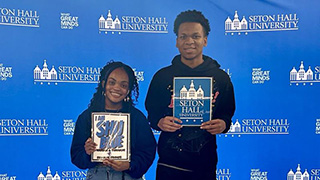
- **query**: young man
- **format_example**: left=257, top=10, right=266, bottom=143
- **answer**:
left=145, top=10, right=236, bottom=180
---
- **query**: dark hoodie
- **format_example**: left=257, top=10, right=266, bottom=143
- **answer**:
left=71, top=105, right=157, bottom=179
left=145, top=55, right=235, bottom=173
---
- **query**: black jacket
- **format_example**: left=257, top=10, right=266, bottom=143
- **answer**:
left=71, top=105, right=156, bottom=178
left=145, top=55, right=235, bottom=172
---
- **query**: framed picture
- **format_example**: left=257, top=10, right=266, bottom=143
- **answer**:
left=91, top=112, right=130, bottom=162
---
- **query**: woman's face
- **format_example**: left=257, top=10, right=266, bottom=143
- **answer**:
left=103, top=67, right=130, bottom=110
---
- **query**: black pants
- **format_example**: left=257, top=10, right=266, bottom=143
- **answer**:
left=156, top=165, right=216, bottom=180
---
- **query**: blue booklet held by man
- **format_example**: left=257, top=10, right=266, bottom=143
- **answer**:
left=173, top=77, right=212, bottom=126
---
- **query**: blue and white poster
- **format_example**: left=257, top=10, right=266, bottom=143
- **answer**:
left=91, top=112, right=130, bottom=162
left=173, top=77, right=212, bottom=126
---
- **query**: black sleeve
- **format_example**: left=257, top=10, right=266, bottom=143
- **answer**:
left=125, top=110, right=157, bottom=178
left=212, top=73, right=236, bottom=133
left=70, top=109, right=98, bottom=169
left=145, top=70, right=172, bottom=131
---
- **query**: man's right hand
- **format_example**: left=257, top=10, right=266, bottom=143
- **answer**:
left=158, top=116, right=182, bottom=132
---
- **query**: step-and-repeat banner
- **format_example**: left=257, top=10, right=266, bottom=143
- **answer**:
left=1, top=0, right=319, bottom=179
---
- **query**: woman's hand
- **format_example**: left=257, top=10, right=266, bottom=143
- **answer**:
left=84, top=138, right=97, bottom=155
left=103, top=158, right=130, bottom=171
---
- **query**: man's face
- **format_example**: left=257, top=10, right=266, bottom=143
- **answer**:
left=176, top=22, right=207, bottom=62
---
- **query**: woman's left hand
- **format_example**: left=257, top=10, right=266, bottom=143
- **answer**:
left=103, top=158, right=130, bottom=171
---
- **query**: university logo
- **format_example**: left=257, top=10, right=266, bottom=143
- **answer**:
left=251, top=169, right=268, bottom=180
left=34, top=60, right=58, bottom=84
left=287, top=164, right=311, bottom=180
left=252, top=68, right=270, bottom=84
left=98, top=10, right=168, bottom=34
left=38, top=166, right=60, bottom=180
left=225, top=11, right=298, bottom=35
left=216, top=168, right=231, bottom=180
left=290, top=61, right=320, bottom=85
left=38, top=166, right=87, bottom=180
left=0, top=63, right=12, bottom=81
left=316, top=119, right=320, bottom=134
left=178, top=80, right=207, bottom=99
left=63, top=119, right=75, bottom=135
left=0, top=7, right=39, bottom=27
left=0, top=118, right=48, bottom=136
left=34, top=60, right=144, bottom=85
left=61, top=13, right=79, bottom=29
left=227, top=118, right=289, bottom=136
left=34, top=60, right=100, bottom=85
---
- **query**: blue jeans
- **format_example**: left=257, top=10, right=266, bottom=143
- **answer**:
left=86, top=166, right=143, bottom=180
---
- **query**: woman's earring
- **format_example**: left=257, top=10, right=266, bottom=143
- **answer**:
left=124, top=96, right=130, bottom=102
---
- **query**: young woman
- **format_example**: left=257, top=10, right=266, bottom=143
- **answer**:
left=71, top=61, right=156, bottom=180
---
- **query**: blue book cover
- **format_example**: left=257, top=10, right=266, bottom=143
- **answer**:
left=173, top=77, right=212, bottom=126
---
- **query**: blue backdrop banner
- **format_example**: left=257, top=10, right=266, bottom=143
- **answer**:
left=0, top=0, right=319, bottom=179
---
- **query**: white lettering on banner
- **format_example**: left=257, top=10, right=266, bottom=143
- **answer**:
left=63, top=119, right=75, bottom=135
left=225, top=118, right=290, bottom=137
left=251, top=169, right=268, bottom=180
left=311, top=169, right=320, bottom=175
left=58, top=73, right=100, bottom=81
left=61, top=170, right=87, bottom=178
left=34, top=60, right=145, bottom=85
left=0, top=119, right=48, bottom=136
left=248, top=13, right=299, bottom=30
left=99, top=10, right=168, bottom=34
left=0, top=7, right=39, bottom=27
left=121, top=23, right=168, bottom=31
left=316, top=119, right=320, bottom=134
left=133, top=68, right=144, bottom=81
left=60, top=13, right=79, bottom=29
left=216, top=169, right=231, bottom=180
left=0, top=173, right=17, bottom=180
left=0, top=63, right=13, bottom=81
left=38, top=166, right=87, bottom=180
left=252, top=68, right=270, bottom=84
left=225, top=11, right=298, bottom=35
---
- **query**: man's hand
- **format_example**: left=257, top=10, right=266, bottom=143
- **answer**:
left=158, top=116, right=182, bottom=132
left=200, top=119, right=226, bottom=135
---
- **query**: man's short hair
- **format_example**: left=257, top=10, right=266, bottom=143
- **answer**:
left=174, top=10, right=211, bottom=37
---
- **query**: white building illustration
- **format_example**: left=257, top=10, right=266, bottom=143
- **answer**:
left=290, top=61, right=313, bottom=81
left=99, top=10, right=121, bottom=31
left=38, top=166, right=60, bottom=180
left=225, top=11, right=248, bottom=31
left=34, top=60, right=57, bottom=80
left=179, top=80, right=205, bottom=99
left=228, top=119, right=241, bottom=133
left=287, top=164, right=309, bottom=180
